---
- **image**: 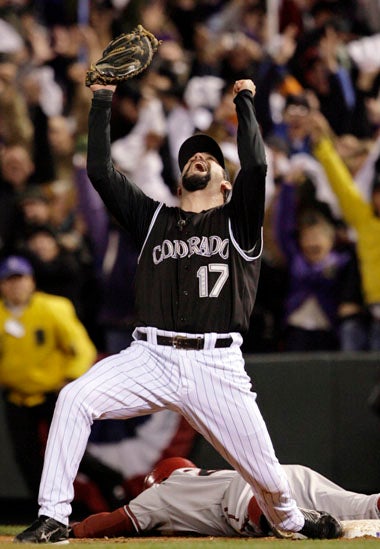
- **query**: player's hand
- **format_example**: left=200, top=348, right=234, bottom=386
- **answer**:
left=233, top=79, right=256, bottom=99
left=308, top=111, right=333, bottom=144
left=89, top=83, right=117, bottom=93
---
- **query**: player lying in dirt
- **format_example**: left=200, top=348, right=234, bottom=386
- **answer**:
left=70, top=457, right=380, bottom=540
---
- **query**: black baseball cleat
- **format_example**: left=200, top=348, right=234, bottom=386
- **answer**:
left=14, top=516, right=69, bottom=544
left=270, top=508, right=343, bottom=540
left=298, top=508, right=343, bottom=539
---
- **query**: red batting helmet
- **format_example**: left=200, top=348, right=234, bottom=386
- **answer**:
left=143, top=457, right=197, bottom=489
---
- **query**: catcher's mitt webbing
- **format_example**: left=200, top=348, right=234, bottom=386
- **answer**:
left=85, top=25, right=162, bottom=86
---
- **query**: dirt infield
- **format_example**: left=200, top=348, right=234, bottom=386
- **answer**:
left=0, top=535, right=277, bottom=543
left=0, top=535, right=380, bottom=549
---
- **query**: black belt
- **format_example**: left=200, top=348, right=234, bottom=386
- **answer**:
left=136, top=331, right=233, bottom=350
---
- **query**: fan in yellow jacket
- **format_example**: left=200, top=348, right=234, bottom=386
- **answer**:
left=0, top=256, right=97, bottom=407
left=308, top=111, right=380, bottom=350
left=0, top=254, right=97, bottom=497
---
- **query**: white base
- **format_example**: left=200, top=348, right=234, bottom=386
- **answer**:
left=342, top=519, right=380, bottom=538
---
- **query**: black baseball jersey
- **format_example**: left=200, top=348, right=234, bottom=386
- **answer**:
left=87, top=90, right=266, bottom=334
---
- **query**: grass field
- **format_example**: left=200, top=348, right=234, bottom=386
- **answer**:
left=1, top=525, right=380, bottom=548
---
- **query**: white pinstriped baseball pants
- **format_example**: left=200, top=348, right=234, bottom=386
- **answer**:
left=38, top=327, right=304, bottom=531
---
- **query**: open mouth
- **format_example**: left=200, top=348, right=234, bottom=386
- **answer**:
left=306, top=246, right=322, bottom=258
left=191, top=160, right=208, bottom=172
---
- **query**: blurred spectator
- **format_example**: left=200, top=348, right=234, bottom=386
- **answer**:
left=21, top=224, right=87, bottom=320
left=17, top=185, right=51, bottom=229
left=274, top=168, right=364, bottom=352
left=309, top=110, right=380, bottom=350
left=73, top=154, right=138, bottom=354
left=218, top=34, right=264, bottom=86
left=166, top=0, right=201, bottom=51
left=278, top=0, right=305, bottom=35
left=0, top=143, right=35, bottom=192
left=88, top=0, right=121, bottom=51
left=0, top=254, right=96, bottom=501
left=140, top=0, right=181, bottom=43
left=16, top=181, right=93, bottom=264
left=0, top=143, right=35, bottom=254
left=0, top=54, right=34, bottom=149
left=333, top=133, right=375, bottom=186
left=254, top=23, right=303, bottom=139
left=13, top=178, right=97, bottom=336
left=18, top=66, right=58, bottom=184
left=111, top=88, right=179, bottom=205
left=265, top=139, right=342, bottom=219
left=291, top=19, right=369, bottom=137
left=267, top=93, right=313, bottom=156
left=47, top=115, right=75, bottom=182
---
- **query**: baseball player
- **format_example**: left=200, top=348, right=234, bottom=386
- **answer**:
left=71, top=457, right=380, bottom=540
left=15, top=79, right=342, bottom=543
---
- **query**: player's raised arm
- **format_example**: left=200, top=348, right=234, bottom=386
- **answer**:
left=86, top=83, right=157, bottom=245
left=229, top=79, right=266, bottom=252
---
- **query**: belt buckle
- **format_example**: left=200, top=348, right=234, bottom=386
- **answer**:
left=172, top=335, right=189, bottom=349
left=172, top=335, right=203, bottom=350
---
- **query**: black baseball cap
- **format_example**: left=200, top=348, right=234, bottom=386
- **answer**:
left=178, top=134, right=225, bottom=173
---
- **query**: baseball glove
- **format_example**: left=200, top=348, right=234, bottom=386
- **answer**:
left=85, top=25, right=161, bottom=87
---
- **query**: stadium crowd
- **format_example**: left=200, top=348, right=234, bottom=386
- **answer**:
left=1, top=0, right=380, bottom=354
left=2, top=0, right=380, bottom=519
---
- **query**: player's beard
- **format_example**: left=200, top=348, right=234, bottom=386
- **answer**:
left=182, top=169, right=211, bottom=192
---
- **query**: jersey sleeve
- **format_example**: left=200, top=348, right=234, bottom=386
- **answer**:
left=87, top=93, right=159, bottom=247
left=126, top=487, right=170, bottom=533
left=228, top=90, right=267, bottom=253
